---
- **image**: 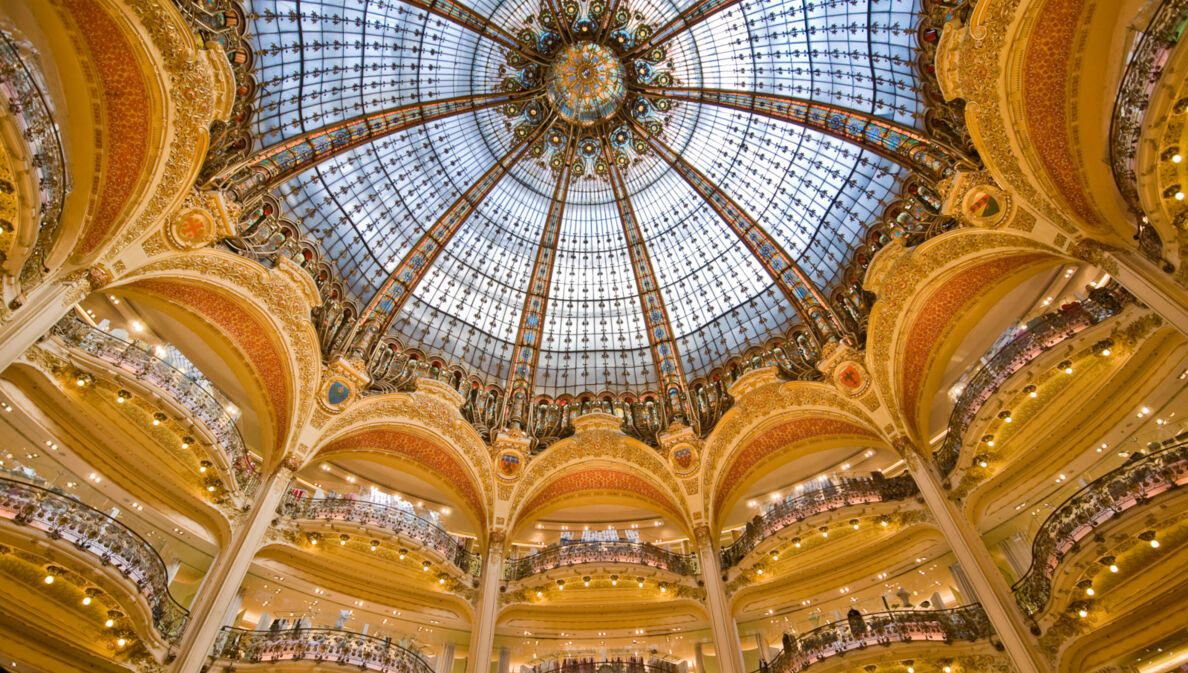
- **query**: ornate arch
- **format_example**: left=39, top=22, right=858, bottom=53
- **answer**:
left=701, top=375, right=884, bottom=525
left=110, top=249, right=320, bottom=464
left=864, top=229, right=1066, bottom=440
left=507, top=428, right=687, bottom=535
left=510, top=465, right=688, bottom=539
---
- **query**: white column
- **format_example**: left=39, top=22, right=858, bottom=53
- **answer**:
left=466, top=533, right=506, bottom=673
left=1106, top=250, right=1188, bottom=335
left=165, top=556, right=182, bottom=585
left=899, top=441, right=1050, bottom=673
left=171, top=465, right=293, bottom=672
left=753, top=632, right=769, bottom=663
left=693, top=642, right=706, bottom=673
left=0, top=270, right=91, bottom=371
left=695, top=526, right=744, bottom=673
left=219, top=587, right=247, bottom=630
left=436, top=641, right=457, bottom=673
left=497, top=646, right=510, bottom=673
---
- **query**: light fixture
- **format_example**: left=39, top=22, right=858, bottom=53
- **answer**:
left=116, top=638, right=127, bottom=648
left=105, top=619, right=114, bottom=628
left=1058, top=360, right=1073, bottom=375
left=152, top=412, right=166, bottom=426
left=557, top=580, right=565, bottom=590
left=399, top=549, right=407, bottom=560
left=1110, top=564, right=1119, bottom=573
left=422, top=561, right=431, bottom=571
left=1022, top=384, right=1037, bottom=398
left=370, top=540, right=379, bottom=551
left=116, top=390, right=131, bottom=403
left=82, top=596, right=92, bottom=606
left=340, top=534, right=349, bottom=546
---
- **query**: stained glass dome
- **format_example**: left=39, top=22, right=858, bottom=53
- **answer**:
left=239, top=0, right=926, bottom=398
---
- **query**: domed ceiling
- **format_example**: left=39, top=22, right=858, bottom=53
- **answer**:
left=239, top=0, right=925, bottom=398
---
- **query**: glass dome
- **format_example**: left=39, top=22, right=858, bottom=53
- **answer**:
left=241, top=0, right=924, bottom=397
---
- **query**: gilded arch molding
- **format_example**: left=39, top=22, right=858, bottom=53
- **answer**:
left=111, top=249, right=321, bottom=463
left=44, top=0, right=230, bottom=268
left=863, top=229, right=1066, bottom=440
left=506, top=429, right=688, bottom=534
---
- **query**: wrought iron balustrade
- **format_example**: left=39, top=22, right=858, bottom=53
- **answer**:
left=212, top=626, right=433, bottom=673
left=762, top=605, right=993, bottom=673
left=52, top=316, right=260, bottom=495
left=0, top=476, right=188, bottom=639
left=1011, top=438, right=1188, bottom=616
left=504, top=540, right=699, bottom=580
left=525, top=659, right=681, bottom=673
left=1109, top=0, right=1188, bottom=222
left=279, top=494, right=481, bottom=576
left=935, top=286, right=1130, bottom=475
left=0, top=30, right=69, bottom=288
left=721, top=474, right=919, bottom=568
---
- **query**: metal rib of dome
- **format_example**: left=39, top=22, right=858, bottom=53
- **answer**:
left=242, top=0, right=926, bottom=398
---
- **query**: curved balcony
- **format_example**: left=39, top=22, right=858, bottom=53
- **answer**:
left=763, top=605, right=993, bottom=673
left=935, top=285, right=1131, bottom=475
left=504, top=541, right=700, bottom=581
left=721, top=474, right=919, bottom=568
left=0, top=476, right=188, bottom=640
left=278, top=494, right=481, bottom=576
left=212, top=626, right=433, bottom=673
left=1109, top=0, right=1188, bottom=221
left=0, top=30, right=69, bottom=285
left=52, top=316, right=260, bottom=495
left=1011, top=438, right=1188, bottom=616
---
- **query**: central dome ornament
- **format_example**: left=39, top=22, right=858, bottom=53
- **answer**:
left=498, top=0, right=676, bottom=179
left=546, top=43, right=627, bottom=126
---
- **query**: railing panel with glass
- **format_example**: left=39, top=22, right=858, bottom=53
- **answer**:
left=212, top=626, right=433, bottom=673
left=721, top=474, right=919, bottom=568
left=761, top=605, right=993, bottom=673
left=0, top=476, right=189, bottom=640
left=278, top=493, right=481, bottom=576
left=503, top=541, right=700, bottom=581
left=52, top=316, right=261, bottom=495
left=1011, top=438, right=1188, bottom=616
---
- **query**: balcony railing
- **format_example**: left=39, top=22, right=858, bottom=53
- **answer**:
left=721, top=474, right=919, bottom=568
left=212, top=626, right=432, bottom=673
left=762, top=605, right=993, bottom=673
left=504, top=541, right=699, bottom=581
left=279, top=494, right=481, bottom=576
left=935, top=286, right=1130, bottom=475
left=1011, top=438, right=1188, bottom=616
left=52, top=316, right=260, bottom=495
left=0, top=476, right=188, bottom=639
left=525, top=659, right=681, bottom=673
left=0, top=30, right=69, bottom=289
left=1109, top=0, right=1188, bottom=221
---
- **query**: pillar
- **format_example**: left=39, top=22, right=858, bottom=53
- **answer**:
left=0, top=269, right=93, bottom=371
left=899, top=440, right=1050, bottom=673
left=466, top=531, right=506, bottom=673
left=695, top=525, right=744, bottom=673
left=436, top=641, right=457, bottom=673
left=171, top=463, right=294, bottom=672
left=1106, top=249, right=1188, bottom=335
left=165, top=556, right=182, bottom=585
left=497, top=646, right=510, bottom=673
left=753, top=632, right=769, bottom=663
left=693, top=642, right=706, bottom=673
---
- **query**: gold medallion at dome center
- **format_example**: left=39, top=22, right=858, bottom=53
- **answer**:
left=546, top=42, right=627, bottom=126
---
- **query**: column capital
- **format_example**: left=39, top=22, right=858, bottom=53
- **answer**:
left=693, top=524, right=713, bottom=549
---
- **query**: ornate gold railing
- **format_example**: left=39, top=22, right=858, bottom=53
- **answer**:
left=720, top=474, right=919, bottom=568
left=0, top=476, right=188, bottom=639
left=212, top=626, right=432, bottom=673
left=52, top=316, right=260, bottom=495
left=935, top=285, right=1130, bottom=475
left=1011, top=439, right=1188, bottom=616
left=762, top=605, right=993, bottom=673
left=1109, top=0, right=1188, bottom=221
left=279, top=493, right=481, bottom=576
left=504, top=541, right=700, bottom=581
left=0, top=30, right=69, bottom=290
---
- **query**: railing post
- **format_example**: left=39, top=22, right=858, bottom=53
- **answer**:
left=896, top=438, right=1050, bottom=673
left=467, top=530, right=506, bottom=673
left=695, top=525, right=744, bottom=673
left=170, top=460, right=296, bottom=673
